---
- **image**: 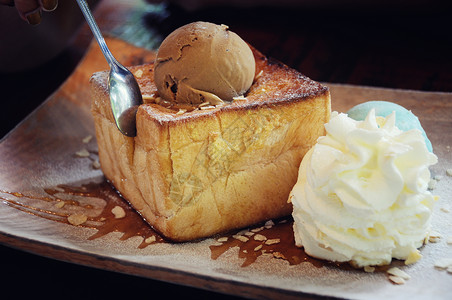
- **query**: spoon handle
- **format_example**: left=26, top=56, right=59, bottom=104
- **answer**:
left=76, top=0, right=117, bottom=66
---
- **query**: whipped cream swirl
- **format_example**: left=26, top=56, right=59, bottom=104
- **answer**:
left=290, top=109, right=438, bottom=267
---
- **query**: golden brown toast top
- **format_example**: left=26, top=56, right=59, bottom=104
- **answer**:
left=90, top=46, right=329, bottom=126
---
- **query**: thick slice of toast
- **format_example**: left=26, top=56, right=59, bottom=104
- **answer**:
left=90, top=46, right=330, bottom=242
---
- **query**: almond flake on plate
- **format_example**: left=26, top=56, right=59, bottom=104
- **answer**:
left=264, top=220, right=275, bottom=228
left=75, top=148, right=90, bottom=158
left=145, top=236, right=156, bottom=244
left=387, top=267, right=411, bottom=280
left=253, top=234, right=267, bottom=241
left=254, top=244, right=263, bottom=251
left=428, top=231, right=442, bottom=243
left=67, top=213, right=87, bottom=226
left=92, top=160, right=101, bottom=169
left=232, top=235, right=249, bottom=243
left=265, top=238, right=280, bottom=245
left=440, top=207, right=450, bottom=213
left=236, top=229, right=249, bottom=235
left=251, top=226, right=264, bottom=233
left=54, top=201, right=65, bottom=209
left=273, top=252, right=286, bottom=260
left=82, top=135, right=93, bottom=144
left=434, top=258, right=452, bottom=269
left=111, top=206, right=126, bottom=219
left=364, top=266, right=375, bottom=273
left=388, top=275, right=406, bottom=285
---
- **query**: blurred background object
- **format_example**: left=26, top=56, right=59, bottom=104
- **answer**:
left=0, top=0, right=99, bottom=72
left=145, top=0, right=449, bottom=11
left=1, top=0, right=451, bottom=138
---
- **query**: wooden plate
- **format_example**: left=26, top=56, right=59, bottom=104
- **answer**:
left=0, top=36, right=451, bottom=299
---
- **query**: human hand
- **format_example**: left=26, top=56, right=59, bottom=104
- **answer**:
left=0, top=0, right=58, bottom=25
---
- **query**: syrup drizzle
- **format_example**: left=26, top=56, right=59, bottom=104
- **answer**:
left=47, top=182, right=165, bottom=248
left=1, top=181, right=165, bottom=248
left=210, top=220, right=327, bottom=268
left=0, top=180, right=386, bottom=270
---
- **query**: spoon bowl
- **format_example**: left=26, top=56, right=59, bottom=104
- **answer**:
left=76, top=0, right=142, bottom=137
left=108, top=63, right=142, bottom=136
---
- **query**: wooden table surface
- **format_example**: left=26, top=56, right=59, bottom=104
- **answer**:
left=1, top=0, right=451, bottom=299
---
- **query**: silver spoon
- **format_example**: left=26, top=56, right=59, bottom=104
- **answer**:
left=76, top=0, right=142, bottom=137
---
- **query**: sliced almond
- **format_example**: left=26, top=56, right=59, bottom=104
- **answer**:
left=145, top=236, right=156, bottom=243
left=54, top=201, right=65, bottom=209
left=254, top=244, right=263, bottom=252
left=82, top=135, right=93, bottom=144
left=387, top=267, right=411, bottom=280
left=111, top=206, right=126, bottom=219
left=232, top=235, right=249, bottom=243
left=364, top=266, right=375, bottom=273
left=75, top=149, right=90, bottom=158
left=447, top=236, right=452, bottom=245
left=265, top=220, right=275, bottom=228
left=265, top=238, right=280, bottom=245
left=67, top=213, right=87, bottom=226
left=388, top=275, right=405, bottom=285
left=434, top=258, right=452, bottom=269
left=273, top=252, right=286, bottom=260
left=92, top=160, right=101, bottom=169
left=251, top=226, right=264, bottom=233
left=253, top=234, right=267, bottom=241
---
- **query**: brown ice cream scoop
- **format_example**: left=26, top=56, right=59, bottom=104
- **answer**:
left=154, top=21, right=256, bottom=105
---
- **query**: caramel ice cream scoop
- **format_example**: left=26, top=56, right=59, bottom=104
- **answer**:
left=154, top=21, right=256, bottom=105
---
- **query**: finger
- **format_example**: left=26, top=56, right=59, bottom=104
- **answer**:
left=15, top=0, right=42, bottom=25
left=39, top=0, right=57, bottom=11
left=15, top=0, right=41, bottom=25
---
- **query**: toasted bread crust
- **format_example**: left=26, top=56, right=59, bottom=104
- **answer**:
left=90, top=46, right=330, bottom=241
